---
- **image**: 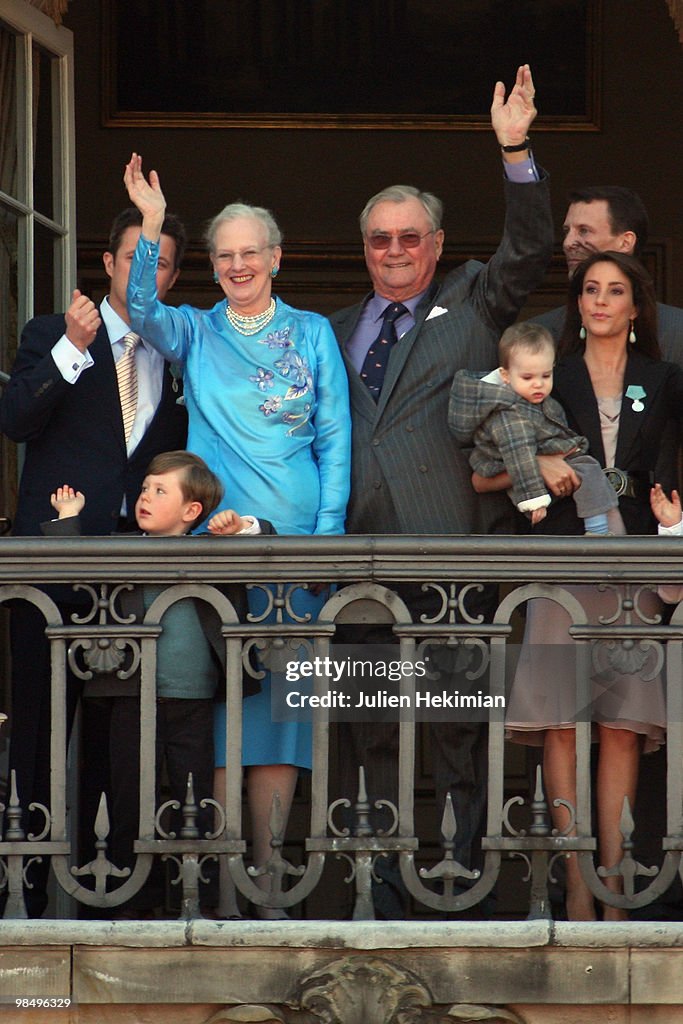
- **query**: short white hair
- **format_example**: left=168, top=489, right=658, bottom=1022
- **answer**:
left=359, top=185, right=443, bottom=235
left=205, top=202, right=282, bottom=252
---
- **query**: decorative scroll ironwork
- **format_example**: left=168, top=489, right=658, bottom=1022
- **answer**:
left=0, top=535, right=682, bottom=922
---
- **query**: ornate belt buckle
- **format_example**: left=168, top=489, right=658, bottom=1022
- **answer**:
left=604, top=466, right=627, bottom=497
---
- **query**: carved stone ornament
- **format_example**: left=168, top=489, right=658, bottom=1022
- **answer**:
left=296, top=955, right=429, bottom=1022
left=204, top=1008, right=289, bottom=1023
left=291, top=955, right=527, bottom=1023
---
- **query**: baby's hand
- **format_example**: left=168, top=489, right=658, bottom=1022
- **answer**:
left=530, top=507, right=547, bottom=525
left=207, top=508, right=245, bottom=535
left=650, top=484, right=682, bottom=528
left=51, top=485, right=85, bottom=519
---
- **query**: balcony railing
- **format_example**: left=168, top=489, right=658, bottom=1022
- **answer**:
left=1, top=533, right=682, bottom=922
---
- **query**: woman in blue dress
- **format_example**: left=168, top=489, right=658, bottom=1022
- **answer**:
left=123, top=153, right=351, bottom=913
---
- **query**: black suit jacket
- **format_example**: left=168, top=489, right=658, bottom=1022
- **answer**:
left=530, top=350, right=683, bottom=536
left=329, top=173, right=554, bottom=537
left=0, top=315, right=188, bottom=535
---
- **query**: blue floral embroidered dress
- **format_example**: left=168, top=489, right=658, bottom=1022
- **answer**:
left=127, top=235, right=351, bottom=767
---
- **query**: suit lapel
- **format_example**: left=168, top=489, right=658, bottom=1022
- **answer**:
left=333, top=295, right=383, bottom=424
left=553, top=355, right=605, bottom=463
left=334, top=282, right=440, bottom=424
left=615, top=353, right=667, bottom=468
left=555, top=351, right=668, bottom=469
left=376, top=282, right=441, bottom=420
left=90, top=325, right=128, bottom=452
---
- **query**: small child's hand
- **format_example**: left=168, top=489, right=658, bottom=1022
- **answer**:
left=51, top=484, right=85, bottom=519
left=207, top=508, right=245, bottom=535
left=530, top=507, right=547, bottom=525
left=650, top=483, right=682, bottom=528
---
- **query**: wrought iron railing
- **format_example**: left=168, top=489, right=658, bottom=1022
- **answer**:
left=0, top=534, right=682, bottom=920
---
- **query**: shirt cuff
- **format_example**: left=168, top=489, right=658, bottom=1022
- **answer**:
left=237, top=516, right=262, bottom=536
left=503, top=155, right=539, bottom=183
left=140, top=234, right=160, bottom=258
left=52, top=335, right=94, bottom=383
left=517, top=494, right=552, bottom=512
left=658, top=518, right=683, bottom=535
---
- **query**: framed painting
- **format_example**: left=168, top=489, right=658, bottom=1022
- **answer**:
left=102, top=0, right=601, bottom=130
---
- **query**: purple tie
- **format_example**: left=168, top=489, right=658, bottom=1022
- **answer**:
left=360, top=302, right=407, bottom=400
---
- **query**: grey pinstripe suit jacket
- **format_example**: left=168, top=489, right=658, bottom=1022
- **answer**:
left=329, top=174, right=554, bottom=537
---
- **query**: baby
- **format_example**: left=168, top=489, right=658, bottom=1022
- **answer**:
left=450, top=322, right=618, bottom=531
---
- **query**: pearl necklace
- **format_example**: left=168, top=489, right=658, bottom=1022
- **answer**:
left=225, top=298, right=276, bottom=336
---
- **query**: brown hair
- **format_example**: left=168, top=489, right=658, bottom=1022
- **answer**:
left=558, top=251, right=660, bottom=360
left=566, top=186, right=649, bottom=258
left=144, top=451, right=223, bottom=528
left=499, top=321, right=555, bottom=369
left=108, top=207, right=187, bottom=271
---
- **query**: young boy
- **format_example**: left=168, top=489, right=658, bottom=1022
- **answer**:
left=46, top=450, right=271, bottom=916
left=449, top=322, right=619, bottom=531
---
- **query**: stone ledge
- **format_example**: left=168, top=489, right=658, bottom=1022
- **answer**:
left=2, top=925, right=683, bottom=1007
left=2, top=919, right=683, bottom=949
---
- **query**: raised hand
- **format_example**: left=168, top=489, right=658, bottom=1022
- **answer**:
left=491, top=64, right=537, bottom=148
left=51, top=484, right=85, bottom=519
left=650, top=483, right=682, bottom=528
left=207, top=508, right=246, bottom=535
left=123, top=152, right=166, bottom=236
left=64, top=289, right=101, bottom=353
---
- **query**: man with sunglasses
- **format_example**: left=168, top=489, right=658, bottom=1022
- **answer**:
left=329, top=65, right=553, bottom=918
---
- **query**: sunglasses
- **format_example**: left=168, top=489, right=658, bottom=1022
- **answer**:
left=366, top=230, right=435, bottom=251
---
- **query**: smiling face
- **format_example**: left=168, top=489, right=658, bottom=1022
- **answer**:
left=103, top=226, right=179, bottom=322
left=363, top=197, right=444, bottom=302
left=210, top=216, right=281, bottom=316
left=134, top=469, right=202, bottom=536
left=500, top=344, right=554, bottom=404
left=577, top=260, right=638, bottom=343
left=562, top=200, right=634, bottom=277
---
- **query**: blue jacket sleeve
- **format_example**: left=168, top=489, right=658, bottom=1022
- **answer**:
left=126, top=235, right=194, bottom=363
left=310, top=317, right=351, bottom=534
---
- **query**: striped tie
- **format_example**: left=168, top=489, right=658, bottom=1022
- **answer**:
left=116, top=331, right=140, bottom=443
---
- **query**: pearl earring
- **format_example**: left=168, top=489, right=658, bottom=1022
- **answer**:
left=579, top=325, right=586, bottom=340
left=629, top=320, right=637, bottom=344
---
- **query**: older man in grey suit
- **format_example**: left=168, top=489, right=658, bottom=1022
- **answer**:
left=329, top=65, right=553, bottom=917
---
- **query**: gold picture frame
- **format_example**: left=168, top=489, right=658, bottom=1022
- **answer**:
left=102, top=0, right=601, bottom=131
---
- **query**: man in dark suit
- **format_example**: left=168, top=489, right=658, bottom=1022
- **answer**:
left=534, top=186, right=683, bottom=364
left=328, top=66, right=554, bottom=916
left=0, top=208, right=188, bottom=916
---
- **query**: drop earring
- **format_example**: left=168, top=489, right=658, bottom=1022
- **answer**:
left=213, top=270, right=219, bottom=284
left=629, top=319, right=637, bottom=344
left=271, top=266, right=279, bottom=278
left=579, top=324, right=586, bottom=340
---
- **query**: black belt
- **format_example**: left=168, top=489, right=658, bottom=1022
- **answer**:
left=604, top=468, right=653, bottom=499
